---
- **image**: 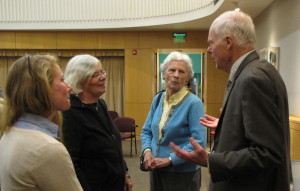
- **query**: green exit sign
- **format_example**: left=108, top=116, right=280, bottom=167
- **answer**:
left=173, top=33, right=186, bottom=43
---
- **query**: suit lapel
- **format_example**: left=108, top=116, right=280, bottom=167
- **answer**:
left=221, top=51, right=259, bottom=113
left=213, top=51, right=259, bottom=149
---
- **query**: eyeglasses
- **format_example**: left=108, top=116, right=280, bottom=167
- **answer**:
left=91, top=70, right=107, bottom=78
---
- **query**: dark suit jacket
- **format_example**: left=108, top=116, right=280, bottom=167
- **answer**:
left=209, top=51, right=292, bottom=191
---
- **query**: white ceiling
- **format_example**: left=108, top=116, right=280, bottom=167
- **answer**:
left=120, top=0, right=274, bottom=31
left=0, top=0, right=274, bottom=31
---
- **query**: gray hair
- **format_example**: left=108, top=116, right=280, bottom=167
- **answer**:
left=64, top=54, right=101, bottom=95
left=161, top=51, right=194, bottom=78
left=211, top=10, right=256, bottom=48
left=160, top=52, right=194, bottom=89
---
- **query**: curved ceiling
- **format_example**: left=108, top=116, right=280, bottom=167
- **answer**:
left=121, top=0, right=274, bottom=31
left=0, top=0, right=273, bottom=31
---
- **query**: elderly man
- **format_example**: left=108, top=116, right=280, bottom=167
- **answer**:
left=170, top=10, right=292, bottom=191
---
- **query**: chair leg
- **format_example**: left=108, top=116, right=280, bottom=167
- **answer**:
left=130, top=137, right=132, bottom=157
left=134, top=136, right=137, bottom=154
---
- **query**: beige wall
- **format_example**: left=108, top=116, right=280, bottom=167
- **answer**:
left=0, top=30, right=227, bottom=139
left=254, top=0, right=300, bottom=116
left=254, top=0, right=300, bottom=160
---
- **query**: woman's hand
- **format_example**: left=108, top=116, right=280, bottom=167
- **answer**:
left=151, top=157, right=172, bottom=169
left=143, top=150, right=155, bottom=170
left=144, top=150, right=172, bottom=170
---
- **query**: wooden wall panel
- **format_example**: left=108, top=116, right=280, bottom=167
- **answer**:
left=0, top=57, right=19, bottom=92
left=203, top=51, right=228, bottom=144
left=57, top=32, right=97, bottom=49
left=16, top=32, right=57, bottom=49
left=138, top=32, right=179, bottom=49
left=124, top=32, right=139, bottom=48
left=0, top=32, right=16, bottom=49
left=179, top=31, right=209, bottom=48
left=124, top=48, right=156, bottom=139
left=0, top=57, right=8, bottom=90
left=204, top=53, right=228, bottom=105
left=290, top=116, right=300, bottom=160
left=0, top=31, right=209, bottom=50
left=293, top=129, right=300, bottom=160
left=59, top=57, right=71, bottom=72
left=205, top=103, right=223, bottom=118
left=98, top=32, right=125, bottom=49
left=124, top=48, right=155, bottom=104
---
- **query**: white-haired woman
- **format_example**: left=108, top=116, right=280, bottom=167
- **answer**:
left=62, top=54, right=132, bottom=191
left=141, top=51, right=206, bottom=191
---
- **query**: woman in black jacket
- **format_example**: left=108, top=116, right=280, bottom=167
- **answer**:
left=62, top=54, right=132, bottom=191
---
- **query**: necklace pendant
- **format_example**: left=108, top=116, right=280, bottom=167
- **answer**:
left=95, top=100, right=99, bottom=111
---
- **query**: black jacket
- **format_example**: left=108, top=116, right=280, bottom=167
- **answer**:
left=62, top=95, right=126, bottom=191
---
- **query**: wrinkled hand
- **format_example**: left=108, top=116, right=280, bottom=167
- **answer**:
left=143, top=150, right=155, bottom=170
left=124, top=172, right=133, bottom=191
left=151, top=157, right=171, bottom=169
left=143, top=151, right=171, bottom=170
left=169, top=137, right=208, bottom=167
left=200, top=114, right=219, bottom=129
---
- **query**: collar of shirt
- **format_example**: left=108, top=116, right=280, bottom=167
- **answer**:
left=165, top=87, right=189, bottom=105
left=228, top=50, right=255, bottom=82
left=14, top=113, right=59, bottom=139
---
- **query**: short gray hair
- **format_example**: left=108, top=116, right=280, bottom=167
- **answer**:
left=211, top=10, right=256, bottom=48
left=160, top=52, right=194, bottom=89
left=64, top=54, right=101, bottom=95
left=161, top=51, right=194, bottom=78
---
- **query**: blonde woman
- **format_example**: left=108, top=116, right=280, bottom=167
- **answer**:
left=0, top=55, right=83, bottom=191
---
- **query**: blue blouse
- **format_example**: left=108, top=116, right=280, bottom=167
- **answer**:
left=14, top=113, right=59, bottom=139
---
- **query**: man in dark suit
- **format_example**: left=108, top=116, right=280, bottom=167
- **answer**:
left=170, top=10, right=292, bottom=191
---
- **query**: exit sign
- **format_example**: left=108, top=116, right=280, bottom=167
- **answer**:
left=173, top=33, right=186, bottom=43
